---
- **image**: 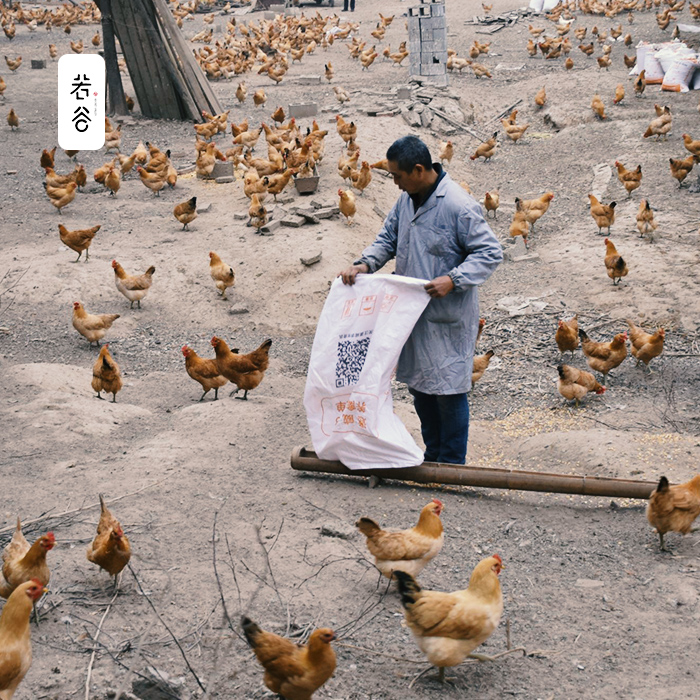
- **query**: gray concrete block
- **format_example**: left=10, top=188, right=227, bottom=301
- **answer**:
left=233, top=212, right=248, bottom=220
left=31, top=59, right=46, bottom=69
left=281, top=215, right=306, bottom=228
left=295, top=75, right=322, bottom=85
left=315, top=206, right=340, bottom=219
left=288, top=103, right=318, bottom=119
left=211, top=161, right=233, bottom=178
left=260, top=219, right=281, bottom=234
left=215, top=176, right=235, bottom=184
left=396, top=86, right=412, bottom=100
left=277, top=194, right=296, bottom=204
left=373, top=204, right=387, bottom=219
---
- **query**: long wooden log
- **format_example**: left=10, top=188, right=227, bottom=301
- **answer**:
left=290, top=447, right=657, bottom=499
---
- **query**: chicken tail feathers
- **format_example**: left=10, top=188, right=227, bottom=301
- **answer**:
left=394, top=571, right=421, bottom=608
left=99, top=494, right=107, bottom=513
left=578, top=328, right=589, bottom=341
left=355, top=517, right=381, bottom=536
left=241, top=616, right=262, bottom=647
left=656, top=476, right=670, bottom=494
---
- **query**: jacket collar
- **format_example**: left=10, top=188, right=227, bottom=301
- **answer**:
left=411, top=168, right=450, bottom=220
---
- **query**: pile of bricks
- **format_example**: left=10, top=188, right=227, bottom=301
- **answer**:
left=408, top=0, right=448, bottom=87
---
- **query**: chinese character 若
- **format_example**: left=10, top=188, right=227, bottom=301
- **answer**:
left=71, top=73, right=92, bottom=100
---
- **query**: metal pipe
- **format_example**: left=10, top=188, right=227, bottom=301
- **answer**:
left=290, top=446, right=656, bottom=500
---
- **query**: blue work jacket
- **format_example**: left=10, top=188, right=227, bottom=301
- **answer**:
left=358, top=173, right=503, bottom=394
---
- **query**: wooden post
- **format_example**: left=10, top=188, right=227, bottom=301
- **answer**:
left=95, top=0, right=128, bottom=116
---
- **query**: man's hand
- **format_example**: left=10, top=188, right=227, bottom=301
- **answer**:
left=338, top=263, right=369, bottom=285
left=424, top=275, right=454, bottom=298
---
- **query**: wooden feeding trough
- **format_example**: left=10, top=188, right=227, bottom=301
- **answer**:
left=294, top=166, right=320, bottom=195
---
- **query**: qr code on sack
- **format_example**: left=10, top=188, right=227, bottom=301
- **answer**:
left=335, top=337, right=371, bottom=388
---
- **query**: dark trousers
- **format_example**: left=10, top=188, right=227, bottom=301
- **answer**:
left=409, top=389, right=469, bottom=464
left=343, top=0, right=355, bottom=10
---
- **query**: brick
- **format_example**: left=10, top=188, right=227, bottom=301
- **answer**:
left=211, top=161, right=233, bottom=178
left=260, top=220, right=281, bottom=234
left=396, top=86, right=412, bottom=100
left=215, top=176, right=234, bottom=184
left=315, top=206, right=340, bottom=219
left=277, top=194, right=296, bottom=204
left=281, top=215, right=305, bottom=228
left=288, top=103, right=318, bottom=119
left=233, top=212, right=248, bottom=220
left=31, top=59, right=46, bottom=69
left=295, top=75, right=322, bottom=85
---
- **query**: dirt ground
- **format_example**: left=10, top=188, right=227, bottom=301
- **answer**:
left=1, top=0, right=700, bottom=697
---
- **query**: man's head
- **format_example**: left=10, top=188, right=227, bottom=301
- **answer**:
left=386, top=136, right=435, bottom=194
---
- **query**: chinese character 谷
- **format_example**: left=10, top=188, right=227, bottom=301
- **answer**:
left=72, top=105, right=91, bottom=132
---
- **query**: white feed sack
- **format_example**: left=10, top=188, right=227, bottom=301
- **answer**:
left=304, top=275, right=431, bottom=470
left=662, top=57, right=699, bottom=92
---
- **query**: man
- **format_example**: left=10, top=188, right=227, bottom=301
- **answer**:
left=339, top=135, right=502, bottom=466
left=343, top=0, right=355, bottom=11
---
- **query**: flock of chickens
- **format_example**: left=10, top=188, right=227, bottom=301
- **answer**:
left=2, top=478, right=699, bottom=697
left=2, top=0, right=700, bottom=696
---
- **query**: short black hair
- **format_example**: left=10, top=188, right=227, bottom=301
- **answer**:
left=386, top=135, right=433, bottom=173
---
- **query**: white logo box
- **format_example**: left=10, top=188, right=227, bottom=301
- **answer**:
left=58, top=54, right=106, bottom=150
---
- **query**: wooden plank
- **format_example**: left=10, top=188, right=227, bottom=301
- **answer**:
left=133, top=0, right=196, bottom=119
left=127, top=0, right=182, bottom=119
left=152, top=0, right=223, bottom=115
left=111, top=0, right=157, bottom=117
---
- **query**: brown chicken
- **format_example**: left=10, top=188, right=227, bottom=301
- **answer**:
left=509, top=200, right=530, bottom=247
left=501, top=120, right=529, bottom=144
left=45, top=181, right=77, bottom=213
left=394, top=555, right=504, bottom=685
left=242, top=618, right=336, bottom=700
left=646, top=475, right=700, bottom=550
left=634, top=69, right=646, bottom=98
left=534, top=86, right=547, bottom=108
left=438, top=141, right=454, bottom=164
left=4, top=56, right=21, bottom=72
left=136, top=166, right=165, bottom=196
left=248, top=193, right=268, bottom=231
left=7, top=108, right=18, bottom=131
left=643, top=104, right=672, bottom=140
left=483, top=191, right=499, bottom=218
left=0, top=522, right=54, bottom=599
left=211, top=336, right=272, bottom=400
left=356, top=500, right=444, bottom=579
left=266, top=168, right=297, bottom=201
left=591, top=94, right=607, bottom=120
left=209, top=251, right=235, bottom=299
left=603, top=238, right=628, bottom=286
left=515, top=192, right=554, bottom=232
left=59, top=224, right=100, bottom=262
left=104, top=163, right=121, bottom=196
left=682, top=133, right=700, bottom=157
left=350, top=161, right=372, bottom=194
left=669, top=154, right=697, bottom=187
left=0, top=580, right=46, bottom=699
left=469, top=132, right=497, bottom=162
left=112, top=260, right=155, bottom=309
left=72, top=301, right=120, bottom=346
left=615, top=161, right=642, bottom=197
left=579, top=328, right=628, bottom=383
left=471, top=350, right=494, bottom=385
left=335, top=114, right=357, bottom=143
left=613, top=84, right=625, bottom=105
left=182, top=345, right=228, bottom=401
left=86, top=494, right=131, bottom=586
left=557, top=364, right=605, bottom=406
left=565, top=57, right=574, bottom=69
left=588, top=194, right=616, bottom=234
left=555, top=314, right=579, bottom=356
left=40, top=147, right=56, bottom=170
left=338, top=188, right=356, bottom=226
left=173, top=196, right=197, bottom=230
left=627, top=320, right=664, bottom=368
left=91, top=344, right=122, bottom=402
left=636, top=199, right=657, bottom=239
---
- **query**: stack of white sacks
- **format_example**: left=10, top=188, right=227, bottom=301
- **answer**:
left=631, top=40, right=700, bottom=92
